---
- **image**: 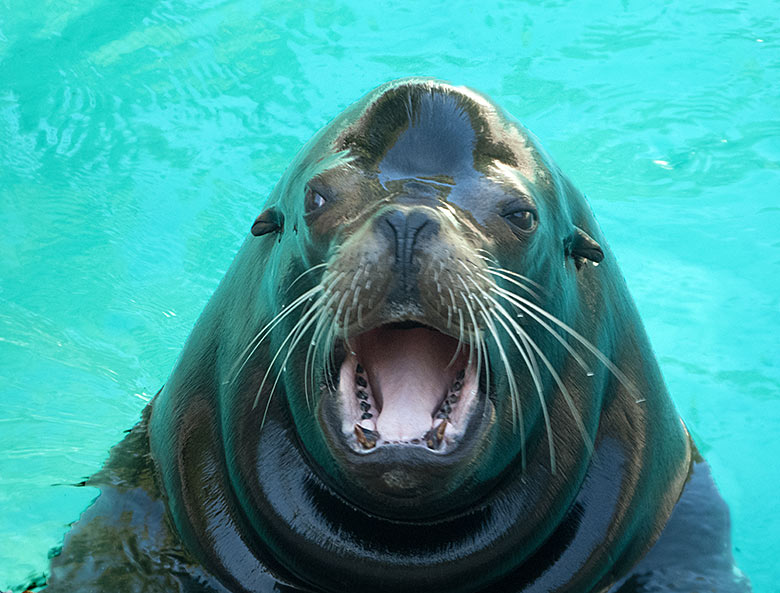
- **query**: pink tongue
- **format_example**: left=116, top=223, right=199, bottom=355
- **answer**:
left=356, top=327, right=457, bottom=441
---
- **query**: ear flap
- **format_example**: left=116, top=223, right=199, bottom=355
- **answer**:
left=251, top=207, right=284, bottom=237
left=565, top=227, right=604, bottom=270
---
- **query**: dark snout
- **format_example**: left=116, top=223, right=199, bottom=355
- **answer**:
left=376, top=206, right=441, bottom=300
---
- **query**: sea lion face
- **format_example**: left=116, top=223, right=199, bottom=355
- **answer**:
left=146, top=79, right=694, bottom=592
left=246, top=79, right=606, bottom=519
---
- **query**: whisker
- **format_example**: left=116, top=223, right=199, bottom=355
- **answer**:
left=492, top=286, right=593, bottom=375
left=460, top=275, right=520, bottom=430
left=445, top=291, right=465, bottom=369
left=304, top=306, right=331, bottom=409
left=350, top=273, right=364, bottom=311
left=445, top=292, right=453, bottom=328
left=457, top=281, right=481, bottom=385
left=306, top=279, right=346, bottom=406
left=462, top=300, right=477, bottom=372
left=262, top=306, right=325, bottom=425
left=349, top=264, right=366, bottom=294
left=459, top=270, right=539, bottom=468
left=496, top=289, right=638, bottom=397
left=308, top=316, right=331, bottom=400
left=486, top=306, right=547, bottom=470
left=323, top=292, right=343, bottom=395
left=303, top=270, right=343, bottom=405
left=474, top=248, right=499, bottom=265
left=521, top=327, right=594, bottom=456
left=477, top=308, right=527, bottom=470
left=482, top=268, right=543, bottom=301
left=473, top=297, right=492, bottom=410
left=485, top=265, right=545, bottom=292
left=278, top=279, right=342, bottom=414
left=490, top=296, right=594, bottom=458
left=229, top=284, right=323, bottom=384
left=285, top=262, right=328, bottom=294
left=455, top=257, right=541, bottom=298
left=253, top=297, right=325, bottom=415
left=333, top=288, right=351, bottom=344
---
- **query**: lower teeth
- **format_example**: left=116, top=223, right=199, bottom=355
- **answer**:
left=354, top=424, right=377, bottom=449
left=425, top=420, right=447, bottom=450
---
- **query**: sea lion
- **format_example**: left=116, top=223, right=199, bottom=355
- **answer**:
left=44, top=78, right=750, bottom=592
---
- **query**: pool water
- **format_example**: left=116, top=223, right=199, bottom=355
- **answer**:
left=1, top=1, right=778, bottom=590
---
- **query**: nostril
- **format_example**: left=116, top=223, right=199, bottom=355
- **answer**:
left=405, top=211, right=431, bottom=238
left=383, top=209, right=406, bottom=240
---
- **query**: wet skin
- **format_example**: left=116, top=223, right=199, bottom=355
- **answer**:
left=45, top=79, right=750, bottom=593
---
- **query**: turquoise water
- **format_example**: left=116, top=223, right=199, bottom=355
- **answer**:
left=1, top=1, right=778, bottom=590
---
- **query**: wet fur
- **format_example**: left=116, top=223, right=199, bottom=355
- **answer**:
left=45, top=79, right=750, bottom=593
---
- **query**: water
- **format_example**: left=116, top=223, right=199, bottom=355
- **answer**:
left=1, top=1, right=778, bottom=590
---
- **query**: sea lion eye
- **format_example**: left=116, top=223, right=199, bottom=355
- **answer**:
left=503, top=209, right=538, bottom=233
left=305, top=186, right=327, bottom=213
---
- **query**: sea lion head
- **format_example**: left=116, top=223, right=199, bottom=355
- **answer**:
left=150, top=79, right=684, bottom=592
left=229, top=78, right=608, bottom=519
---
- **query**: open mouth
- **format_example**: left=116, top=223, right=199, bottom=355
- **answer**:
left=335, top=322, right=481, bottom=453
